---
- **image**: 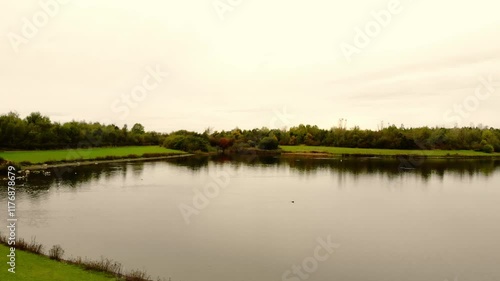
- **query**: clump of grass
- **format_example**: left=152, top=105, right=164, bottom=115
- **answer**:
left=67, top=256, right=159, bottom=281
left=49, top=244, right=65, bottom=260
left=0, top=160, right=22, bottom=172
left=126, top=269, right=151, bottom=281
left=16, top=237, right=44, bottom=254
left=70, top=256, right=123, bottom=276
left=0, top=234, right=7, bottom=244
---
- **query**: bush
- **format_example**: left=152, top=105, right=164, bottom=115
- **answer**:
left=163, top=134, right=210, bottom=152
left=482, top=144, right=494, bottom=153
left=71, top=256, right=122, bottom=275
left=49, top=244, right=65, bottom=260
left=247, top=140, right=256, bottom=147
left=258, top=137, right=279, bottom=150
left=16, top=237, right=44, bottom=254
left=126, top=269, right=151, bottom=281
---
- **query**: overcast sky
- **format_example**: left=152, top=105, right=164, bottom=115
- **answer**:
left=1, top=0, right=499, bottom=133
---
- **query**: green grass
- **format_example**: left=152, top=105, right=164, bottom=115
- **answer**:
left=0, top=244, right=118, bottom=281
left=280, top=145, right=500, bottom=157
left=0, top=146, right=185, bottom=164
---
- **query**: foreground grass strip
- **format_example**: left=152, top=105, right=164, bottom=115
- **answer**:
left=280, top=145, right=500, bottom=157
left=0, top=244, right=118, bottom=281
left=0, top=146, right=185, bottom=164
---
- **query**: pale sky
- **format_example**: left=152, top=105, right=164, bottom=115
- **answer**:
left=1, top=0, right=499, bottom=133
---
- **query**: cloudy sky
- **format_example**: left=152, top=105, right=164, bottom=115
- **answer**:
left=1, top=0, right=499, bottom=132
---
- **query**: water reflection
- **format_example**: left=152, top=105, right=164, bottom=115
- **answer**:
left=166, top=155, right=210, bottom=171
left=3, top=156, right=499, bottom=198
left=281, top=157, right=499, bottom=179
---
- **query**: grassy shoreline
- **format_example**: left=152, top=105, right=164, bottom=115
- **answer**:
left=280, top=145, right=500, bottom=158
left=0, top=234, right=165, bottom=281
left=0, top=146, right=185, bottom=164
left=22, top=154, right=194, bottom=170
left=0, top=244, right=119, bottom=281
left=0, top=146, right=189, bottom=171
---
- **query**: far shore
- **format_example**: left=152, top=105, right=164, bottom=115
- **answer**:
left=23, top=153, right=194, bottom=170
left=280, top=152, right=500, bottom=159
left=22, top=151, right=500, bottom=172
left=280, top=145, right=500, bottom=159
left=3, top=145, right=500, bottom=174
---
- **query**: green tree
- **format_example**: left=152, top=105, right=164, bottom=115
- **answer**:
left=258, top=137, right=279, bottom=150
left=131, top=123, right=145, bottom=134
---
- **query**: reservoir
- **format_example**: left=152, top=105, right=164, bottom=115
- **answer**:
left=2, top=156, right=500, bottom=281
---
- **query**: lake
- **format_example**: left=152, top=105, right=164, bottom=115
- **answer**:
left=2, top=156, right=500, bottom=281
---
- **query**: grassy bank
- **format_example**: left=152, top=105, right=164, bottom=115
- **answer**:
left=280, top=145, right=500, bottom=157
left=0, top=234, right=163, bottom=280
left=0, top=244, right=118, bottom=281
left=0, top=146, right=185, bottom=164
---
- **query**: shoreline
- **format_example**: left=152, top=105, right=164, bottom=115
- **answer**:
left=0, top=235, right=156, bottom=281
left=281, top=151, right=500, bottom=159
left=4, top=148, right=500, bottom=173
left=22, top=153, right=194, bottom=170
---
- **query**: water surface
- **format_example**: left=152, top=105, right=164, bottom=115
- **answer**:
left=1, top=156, right=500, bottom=281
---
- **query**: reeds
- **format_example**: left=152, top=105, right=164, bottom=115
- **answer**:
left=0, top=233, right=163, bottom=281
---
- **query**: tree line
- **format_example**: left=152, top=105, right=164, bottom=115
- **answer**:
left=1, top=112, right=499, bottom=153
left=0, top=112, right=163, bottom=149
left=203, top=124, right=499, bottom=153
